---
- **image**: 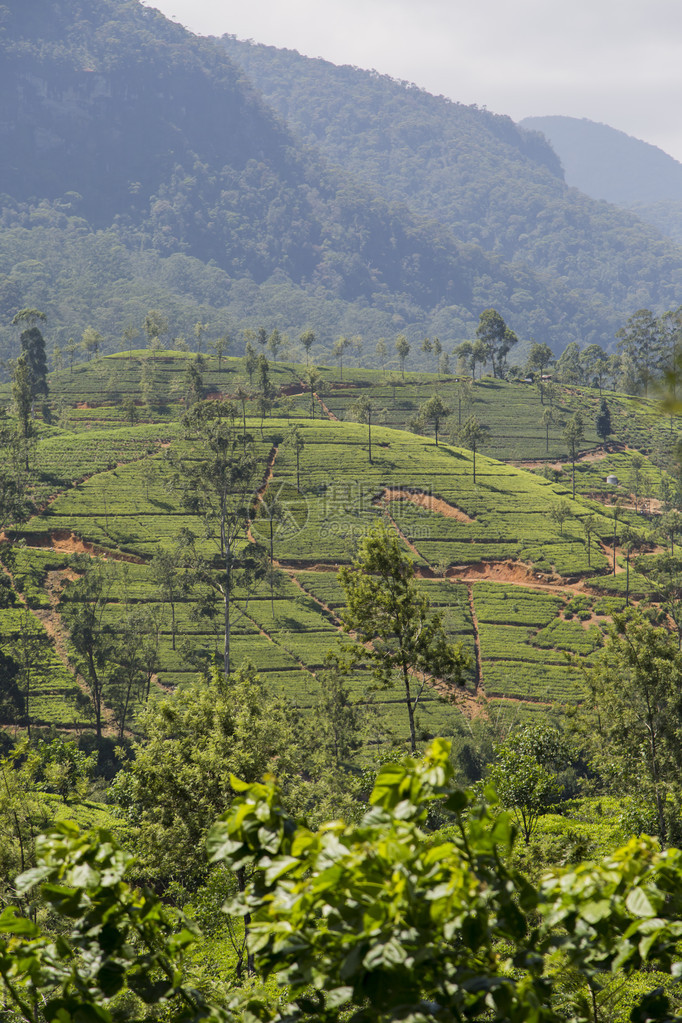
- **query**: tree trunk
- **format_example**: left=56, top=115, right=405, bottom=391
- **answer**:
left=626, top=552, right=630, bottom=605
left=402, top=662, right=417, bottom=754
left=224, top=551, right=231, bottom=677
left=87, top=648, right=102, bottom=740
left=368, top=409, right=372, bottom=463
left=236, top=868, right=255, bottom=977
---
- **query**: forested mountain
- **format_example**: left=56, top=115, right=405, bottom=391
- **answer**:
left=1, top=0, right=681, bottom=367
left=521, top=115, right=682, bottom=248
left=0, top=0, right=567, bottom=361
left=218, top=37, right=682, bottom=338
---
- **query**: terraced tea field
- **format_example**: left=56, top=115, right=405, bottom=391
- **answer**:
left=1, top=353, right=680, bottom=749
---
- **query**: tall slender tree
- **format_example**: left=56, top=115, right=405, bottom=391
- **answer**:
left=13, top=309, right=48, bottom=400
left=286, top=424, right=305, bottom=491
left=395, top=334, right=410, bottom=378
left=169, top=418, right=265, bottom=675
left=457, top=415, right=489, bottom=483
left=59, top=562, right=116, bottom=742
left=339, top=521, right=468, bottom=752
left=12, top=355, right=33, bottom=471
left=563, top=413, right=584, bottom=499
left=300, top=329, right=315, bottom=366
left=420, top=395, right=452, bottom=446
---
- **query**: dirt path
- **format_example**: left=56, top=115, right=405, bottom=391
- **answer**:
left=381, top=488, right=474, bottom=523
left=240, top=605, right=314, bottom=678
left=386, top=513, right=427, bottom=564
left=374, top=491, right=434, bottom=567
left=247, top=445, right=280, bottom=544
left=316, top=394, right=338, bottom=421
left=447, top=559, right=569, bottom=591
left=257, top=444, right=279, bottom=499
left=13, top=530, right=147, bottom=564
left=286, top=570, right=344, bottom=628
left=513, top=446, right=617, bottom=471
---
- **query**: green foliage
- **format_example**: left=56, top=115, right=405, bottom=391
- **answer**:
left=0, top=822, right=210, bottom=1023
left=208, top=739, right=540, bottom=1023
left=169, top=413, right=266, bottom=674
left=596, top=398, right=612, bottom=443
left=579, top=609, right=682, bottom=844
left=488, top=726, right=571, bottom=843
left=112, top=664, right=354, bottom=885
left=221, top=37, right=682, bottom=353
left=419, top=393, right=451, bottom=445
left=339, top=521, right=469, bottom=751
left=31, top=737, right=96, bottom=804
left=208, top=738, right=682, bottom=1023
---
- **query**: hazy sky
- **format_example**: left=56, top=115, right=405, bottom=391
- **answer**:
left=146, top=0, right=682, bottom=163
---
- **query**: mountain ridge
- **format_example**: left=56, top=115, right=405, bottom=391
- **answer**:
left=0, top=1, right=681, bottom=362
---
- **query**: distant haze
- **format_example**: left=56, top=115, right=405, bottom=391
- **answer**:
left=145, top=0, right=682, bottom=163
left=521, top=116, right=682, bottom=205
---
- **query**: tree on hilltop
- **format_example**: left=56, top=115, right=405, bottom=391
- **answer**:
left=81, top=326, right=103, bottom=362
left=526, top=341, right=553, bottom=381
left=168, top=415, right=265, bottom=675
left=616, top=308, right=661, bottom=396
left=596, top=398, right=612, bottom=448
left=300, top=328, right=315, bottom=366
left=476, top=308, right=517, bottom=378
left=395, top=333, right=410, bottom=378
left=208, top=334, right=230, bottom=373
left=332, top=335, right=351, bottom=380
left=457, top=414, right=489, bottom=483
left=420, top=394, right=452, bottom=446
left=13, top=309, right=48, bottom=400
left=563, top=412, right=585, bottom=499
left=347, top=393, right=377, bottom=463
left=11, top=355, right=34, bottom=471
left=144, top=309, right=169, bottom=354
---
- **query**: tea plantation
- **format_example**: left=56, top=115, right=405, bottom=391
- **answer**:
left=1, top=352, right=680, bottom=748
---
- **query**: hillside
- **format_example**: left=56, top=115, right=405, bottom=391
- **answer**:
left=521, top=115, right=682, bottom=247
left=0, top=353, right=676, bottom=748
